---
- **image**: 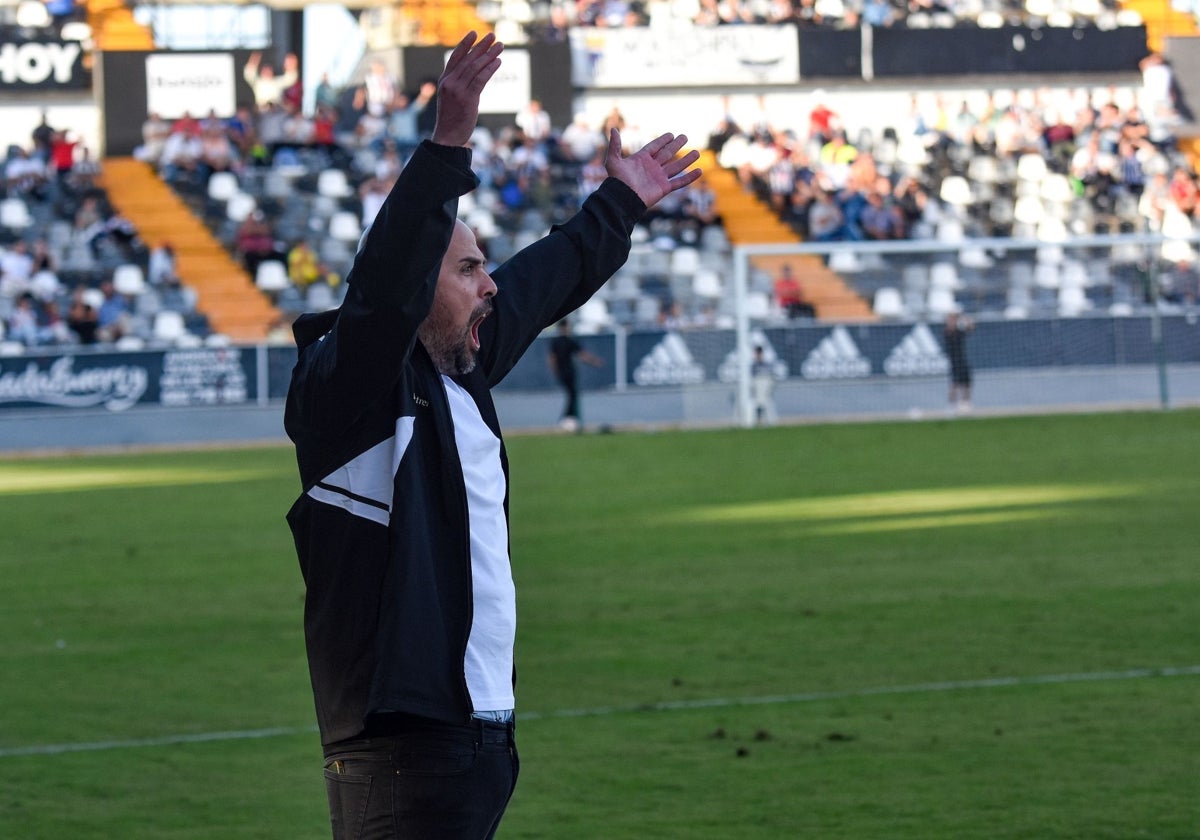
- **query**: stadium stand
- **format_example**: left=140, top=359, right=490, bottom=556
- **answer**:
left=7, top=1, right=1200, bottom=351
left=97, top=158, right=278, bottom=342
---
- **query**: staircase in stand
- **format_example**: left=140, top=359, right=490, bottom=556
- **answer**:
left=1120, top=0, right=1196, bottom=52
left=87, top=0, right=154, bottom=50
left=97, top=158, right=280, bottom=343
left=401, top=0, right=491, bottom=45
left=698, top=150, right=875, bottom=322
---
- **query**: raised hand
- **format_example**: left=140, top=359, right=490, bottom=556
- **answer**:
left=431, top=32, right=505, bottom=148
left=604, top=129, right=702, bottom=209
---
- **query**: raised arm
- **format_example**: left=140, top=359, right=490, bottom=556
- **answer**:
left=431, top=31, right=504, bottom=148
left=287, top=32, right=505, bottom=440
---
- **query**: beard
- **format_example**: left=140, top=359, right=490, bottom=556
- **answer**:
left=418, top=301, right=492, bottom=376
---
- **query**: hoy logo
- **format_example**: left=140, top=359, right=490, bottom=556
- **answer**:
left=0, top=42, right=81, bottom=86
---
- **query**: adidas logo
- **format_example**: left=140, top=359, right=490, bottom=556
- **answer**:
left=884, top=323, right=950, bottom=377
left=717, top=329, right=789, bottom=382
left=801, top=326, right=871, bottom=379
left=633, top=332, right=706, bottom=386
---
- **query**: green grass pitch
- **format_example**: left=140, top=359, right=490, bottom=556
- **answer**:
left=1, top=410, right=1198, bottom=838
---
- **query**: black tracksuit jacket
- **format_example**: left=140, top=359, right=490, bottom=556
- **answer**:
left=285, top=141, right=645, bottom=745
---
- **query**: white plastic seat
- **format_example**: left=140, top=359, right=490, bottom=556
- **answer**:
left=226, top=192, right=257, bottom=223
left=112, top=264, right=146, bottom=297
left=207, top=171, right=239, bottom=203
left=255, top=260, right=290, bottom=292
left=828, top=250, right=863, bottom=273
left=1039, top=173, right=1075, bottom=204
left=1058, top=284, right=1090, bottom=316
left=930, top=262, right=961, bottom=290
left=329, top=211, right=363, bottom=244
left=574, top=299, right=611, bottom=334
left=1016, top=153, right=1048, bottom=182
left=306, top=283, right=337, bottom=311
left=692, top=268, right=722, bottom=299
left=115, top=335, right=146, bottom=351
left=873, top=286, right=905, bottom=319
left=1013, top=195, right=1046, bottom=225
left=317, top=169, right=352, bottom=199
left=669, top=246, right=700, bottom=277
left=745, top=291, right=772, bottom=320
left=82, top=288, right=105, bottom=310
left=58, top=21, right=92, bottom=41
left=153, top=310, right=188, bottom=342
left=0, top=198, right=32, bottom=229
left=926, top=287, right=958, bottom=319
left=15, top=0, right=50, bottom=27
left=939, top=176, right=972, bottom=207
left=1034, top=261, right=1061, bottom=289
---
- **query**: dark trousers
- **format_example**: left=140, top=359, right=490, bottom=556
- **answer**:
left=323, top=716, right=519, bottom=840
left=557, top=376, right=579, bottom=420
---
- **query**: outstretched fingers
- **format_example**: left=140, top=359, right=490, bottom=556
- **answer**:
left=664, top=148, right=701, bottom=178
left=647, top=133, right=701, bottom=187
left=443, top=32, right=503, bottom=92
left=444, top=31, right=479, bottom=70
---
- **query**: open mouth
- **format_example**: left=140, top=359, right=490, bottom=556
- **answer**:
left=469, top=307, right=490, bottom=352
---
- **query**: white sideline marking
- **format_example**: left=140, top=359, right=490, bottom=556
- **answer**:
left=4, top=665, right=1198, bottom=758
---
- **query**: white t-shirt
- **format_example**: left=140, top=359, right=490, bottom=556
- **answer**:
left=442, top=376, right=516, bottom=713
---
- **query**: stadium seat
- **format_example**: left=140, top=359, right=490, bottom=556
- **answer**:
left=153, top=311, right=188, bottom=343
left=692, top=268, right=723, bottom=300
left=0, top=198, right=32, bottom=230
left=317, top=169, right=353, bottom=199
left=82, top=288, right=105, bottom=311
left=575, top=299, right=611, bottom=334
left=112, top=264, right=147, bottom=297
left=967, top=155, right=1000, bottom=185
left=1039, top=174, right=1074, bottom=204
left=255, top=260, right=289, bottom=292
left=1034, top=260, right=1061, bottom=289
left=670, top=246, right=700, bottom=278
left=306, top=283, right=337, bottom=311
left=745, top=291, right=772, bottom=320
left=1016, top=153, right=1047, bottom=183
left=1058, top=284, right=1090, bottom=317
left=959, top=247, right=993, bottom=269
left=930, top=262, right=961, bottom=290
left=115, top=335, right=146, bottom=351
left=226, top=192, right=257, bottom=223
left=1013, top=195, right=1046, bottom=225
left=936, top=216, right=966, bottom=243
left=466, top=207, right=498, bottom=238
left=939, top=176, right=972, bottom=207
left=207, top=171, right=239, bottom=203
left=926, top=287, right=958, bottom=319
left=873, top=287, right=905, bottom=319
left=59, top=21, right=93, bottom=41
left=15, top=0, right=50, bottom=27
left=328, top=211, right=363, bottom=244
left=828, top=250, right=863, bottom=273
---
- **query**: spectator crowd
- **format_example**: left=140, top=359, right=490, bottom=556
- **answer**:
left=3, top=23, right=1199, bottom=351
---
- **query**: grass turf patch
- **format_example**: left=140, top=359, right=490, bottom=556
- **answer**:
left=1, top=410, right=1197, bottom=838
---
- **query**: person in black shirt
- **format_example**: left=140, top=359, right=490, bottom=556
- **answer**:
left=285, top=31, right=700, bottom=840
left=548, top=319, right=604, bottom=431
left=944, top=312, right=974, bottom=413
